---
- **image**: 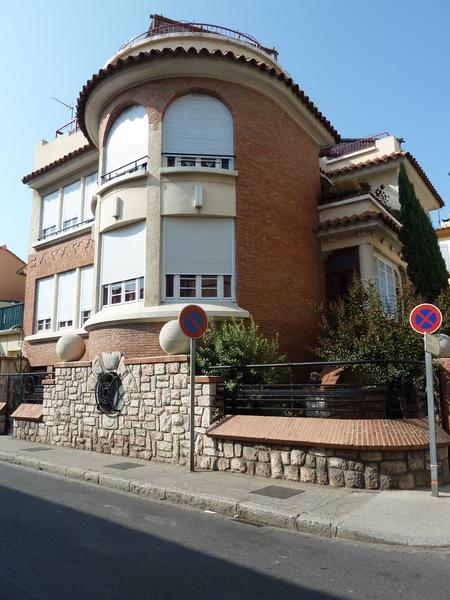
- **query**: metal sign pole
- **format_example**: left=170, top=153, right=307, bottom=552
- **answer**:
left=189, top=337, right=196, bottom=472
left=424, top=341, right=439, bottom=497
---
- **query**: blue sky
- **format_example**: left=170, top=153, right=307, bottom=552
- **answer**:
left=1, top=0, right=449, bottom=260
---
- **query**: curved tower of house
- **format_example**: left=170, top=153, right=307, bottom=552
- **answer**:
left=22, top=15, right=337, bottom=366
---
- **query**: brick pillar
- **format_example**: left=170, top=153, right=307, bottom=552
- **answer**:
left=438, top=359, right=450, bottom=433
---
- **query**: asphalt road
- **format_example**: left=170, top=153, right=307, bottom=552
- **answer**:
left=0, top=462, right=448, bottom=600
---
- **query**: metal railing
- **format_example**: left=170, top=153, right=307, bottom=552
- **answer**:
left=119, top=22, right=278, bottom=59
left=0, top=303, right=24, bottom=331
left=101, top=156, right=148, bottom=183
left=0, top=371, right=48, bottom=434
left=38, top=218, right=94, bottom=242
left=208, top=360, right=428, bottom=420
left=162, top=153, right=234, bottom=170
left=321, top=132, right=390, bottom=159
left=55, top=118, right=79, bottom=137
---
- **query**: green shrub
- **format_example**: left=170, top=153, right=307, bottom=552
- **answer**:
left=315, top=278, right=424, bottom=383
left=196, top=317, right=288, bottom=390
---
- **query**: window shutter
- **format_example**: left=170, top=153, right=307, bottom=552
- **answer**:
left=57, top=270, right=76, bottom=324
left=440, top=243, right=450, bottom=270
left=41, top=191, right=59, bottom=232
left=104, top=106, right=148, bottom=175
left=164, top=217, right=234, bottom=275
left=80, top=265, right=94, bottom=312
left=163, top=95, right=234, bottom=156
left=62, top=180, right=81, bottom=223
left=101, top=222, right=146, bottom=285
left=36, top=276, right=54, bottom=321
left=84, top=173, right=98, bottom=220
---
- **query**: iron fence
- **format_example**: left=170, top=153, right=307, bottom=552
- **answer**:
left=0, top=372, right=48, bottom=433
left=207, top=360, right=429, bottom=420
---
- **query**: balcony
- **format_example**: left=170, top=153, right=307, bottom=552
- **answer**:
left=55, top=118, right=79, bottom=138
left=37, top=218, right=94, bottom=243
left=0, top=303, right=24, bottom=332
left=101, top=156, right=148, bottom=184
left=162, top=153, right=234, bottom=170
left=321, top=133, right=389, bottom=160
left=119, top=20, right=278, bottom=59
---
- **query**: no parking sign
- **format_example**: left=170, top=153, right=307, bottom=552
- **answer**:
left=409, top=303, right=442, bottom=335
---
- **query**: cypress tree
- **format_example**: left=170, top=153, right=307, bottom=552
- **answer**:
left=398, top=162, right=448, bottom=300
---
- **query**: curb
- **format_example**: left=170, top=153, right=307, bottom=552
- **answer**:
left=1, top=451, right=449, bottom=548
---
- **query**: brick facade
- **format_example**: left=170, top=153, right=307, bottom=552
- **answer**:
left=25, top=78, right=325, bottom=366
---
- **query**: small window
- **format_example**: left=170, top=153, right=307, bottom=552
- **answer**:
left=42, top=225, right=57, bottom=239
left=63, top=217, right=78, bottom=231
left=111, top=284, right=122, bottom=304
left=124, top=280, right=136, bottom=302
left=180, top=275, right=197, bottom=297
left=37, top=318, right=51, bottom=331
left=58, top=319, right=73, bottom=329
left=165, top=275, right=174, bottom=298
left=81, top=310, right=91, bottom=326
left=223, top=275, right=232, bottom=298
left=138, top=277, right=144, bottom=300
left=180, top=157, right=196, bottom=167
left=201, top=276, right=218, bottom=298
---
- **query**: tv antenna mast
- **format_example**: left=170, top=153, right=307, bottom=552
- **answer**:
left=51, top=97, right=74, bottom=121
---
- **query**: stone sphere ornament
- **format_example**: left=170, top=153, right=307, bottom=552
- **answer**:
left=56, top=333, right=86, bottom=362
left=159, top=320, right=189, bottom=355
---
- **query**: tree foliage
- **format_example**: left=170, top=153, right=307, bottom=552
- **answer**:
left=196, top=317, right=288, bottom=389
left=315, top=278, right=424, bottom=383
left=398, top=162, right=448, bottom=300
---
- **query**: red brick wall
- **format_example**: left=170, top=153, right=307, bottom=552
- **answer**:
left=87, top=322, right=164, bottom=360
left=99, top=77, right=325, bottom=359
left=23, top=234, right=94, bottom=367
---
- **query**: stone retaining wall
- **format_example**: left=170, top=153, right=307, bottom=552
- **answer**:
left=14, top=356, right=219, bottom=466
left=204, top=441, right=450, bottom=490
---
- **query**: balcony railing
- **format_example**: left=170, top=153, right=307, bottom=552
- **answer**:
left=55, top=118, right=79, bottom=137
left=38, top=218, right=94, bottom=242
left=101, top=156, right=148, bottom=184
left=321, top=133, right=389, bottom=159
left=0, top=303, right=24, bottom=332
left=119, top=22, right=278, bottom=59
left=162, top=153, right=234, bottom=170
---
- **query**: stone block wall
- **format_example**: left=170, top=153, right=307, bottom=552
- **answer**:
left=14, top=357, right=221, bottom=467
left=203, top=442, right=450, bottom=490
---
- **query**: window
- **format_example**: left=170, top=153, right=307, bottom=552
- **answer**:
left=376, top=256, right=401, bottom=314
left=439, top=242, right=450, bottom=271
left=162, top=94, right=234, bottom=169
left=57, top=270, right=76, bottom=330
left=101, top=277, right=144, bottom=307
left=41, top=191, right=59, bottom=239
left=80, top=265, right=93, bottom=326
left=62, top=180, right=81, bottom=231
left=35, top=276, right=54, bottom=332
left=34, top=265, right=94, bottom=333
left=83, top=173, right=98, bottom=221
left=103, top=105, right=148, bottom=181
left=100, top=222, right=146, bottom=307
left=164, top=216, right=234, bottom=301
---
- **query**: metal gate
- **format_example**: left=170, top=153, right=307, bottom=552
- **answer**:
left=0, top=372, right=47, bottom=434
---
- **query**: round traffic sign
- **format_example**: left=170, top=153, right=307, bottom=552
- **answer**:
left=409, top=303, right=442, bottom=334
left=178, top=305, right=208, bottom=339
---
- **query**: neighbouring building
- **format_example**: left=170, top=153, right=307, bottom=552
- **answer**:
left=0, top=246, right=26, bottom=362
left=21, top=15, right=444, bottom=368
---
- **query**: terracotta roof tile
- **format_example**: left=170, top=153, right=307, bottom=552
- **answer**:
left=22, top=143, right=96, bottom=184
left=326, top=151, right=444, bottom=208
left=315, top=210, right=401, bottom=234
left=76, top=46, right=339, bottom=142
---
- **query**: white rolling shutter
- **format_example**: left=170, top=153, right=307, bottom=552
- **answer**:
left=103, top=105, right=148, bottom=175
left=41, top=191, right=59, bottom=232
left=164, top=217, right=234, bottom=275
left=440, top=243, right=450, bottom=271
left=36, top=277, right=54, bottom=321
left=84, top=173, right=97, bottom=220
left=100, top=222, right=146, bottom=285
left=62, top=180, right=81, bottom=224
left=163, top=95, right=234, bottom=155
left=80, top=265, right=94, bottom=313
left=57, top=270, right=76, bottom=325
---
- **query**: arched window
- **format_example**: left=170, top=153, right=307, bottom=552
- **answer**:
left=103, top=105, right=148, bottom=181
left=163, top=94, right=234, bottom=169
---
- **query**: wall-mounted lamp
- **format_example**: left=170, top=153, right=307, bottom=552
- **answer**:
left=194, top=185, right=203, bottom=209
left=112, top=196, right=121, bottom=219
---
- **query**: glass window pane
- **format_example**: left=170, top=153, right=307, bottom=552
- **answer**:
left=124, top=280, right=136, bottom=302
left=201, top=275, right=217, bottom=298
left=223, top=275, right=232, bottom=298
left=180, top=275, right=196, bottom=297
left=139, top=277, right=144, bottom=300
left=165, top=275, right=174, bottom=298
left=111, top=284, right=122, bottom=304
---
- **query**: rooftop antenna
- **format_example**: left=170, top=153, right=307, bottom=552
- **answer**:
left=51, top=96, right=74, bottom=121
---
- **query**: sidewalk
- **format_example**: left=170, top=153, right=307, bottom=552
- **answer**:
left=1, top=435, right=449, bottom=547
